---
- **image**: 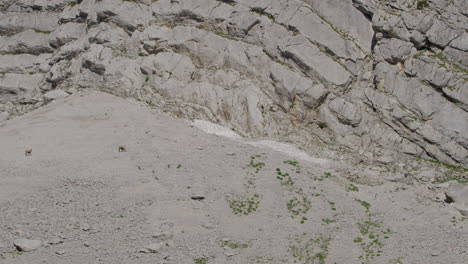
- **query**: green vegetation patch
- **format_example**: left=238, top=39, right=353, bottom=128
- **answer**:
left=214, top=31, right=237, bottom=41
left=249, top=154, right=266, bottom=173
left=68, top=1, right=79, bottom=7
left=33, top=29, right=52, bottom=34
left=426, top=159, right=468, bottom=172
left=346, top=184, right=359, bottom=192
left=284, top=160, right=301, bottom=173
left=275, top=168, right=295, bottom=186
left=250, top=8, right=275, bottom=21
left=288, top=233, right=330, bottom=264
left=221, top=240, right=249, bottom=249
left=417, top=1, right=429, bottom=9
left=423, top=159, right=468, bottom=184
left=287, top=196, right=311, bottom=218
left=356, top=199, right=371, bottom=212
left=354, top=199, right=393, bottom=263
left=227, top=194, right=261, bottom=216
left=193, top=257, right=208, bottom=264
left=321, top=218, right=336, bottom=224
left=312, top=172, right=332, bottom=181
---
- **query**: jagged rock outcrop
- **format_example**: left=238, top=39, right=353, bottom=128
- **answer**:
left=0, top=0, right=467, bottom=166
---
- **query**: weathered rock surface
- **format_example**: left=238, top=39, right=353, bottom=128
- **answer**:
left=0, top=0, right=466, bottom=166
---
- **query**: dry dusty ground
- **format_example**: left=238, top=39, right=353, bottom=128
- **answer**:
left=0, top=91, right=466, bottom=264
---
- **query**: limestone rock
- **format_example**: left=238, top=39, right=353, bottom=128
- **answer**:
left=142, top=242, right=164, bottom=253
left=446, top=184, right=468, bottom=216
left=449, top=33, right=468, bottom=52
left=426, top=20, right=462, bottom=48
left=1, top=29, right=55, bottom=55
left=376, top=38, right=415, bottom=64
left=0, top=0, right=466, bottom=166
left=0, top=12, right=59, bottom=36
left=43, top=90, right=69, bottom=102
left=14, top=239, right=42, bottom=252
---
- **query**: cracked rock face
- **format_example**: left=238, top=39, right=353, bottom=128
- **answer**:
left=0, top=0, right=467, bottom=166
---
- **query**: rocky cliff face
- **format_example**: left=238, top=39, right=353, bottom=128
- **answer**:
left=0, top=0, right=467, bottom=166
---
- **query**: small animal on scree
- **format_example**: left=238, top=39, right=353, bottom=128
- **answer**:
left=25, top=149, right=32, bottom=156
left=118, top=146, right=126, bottom=152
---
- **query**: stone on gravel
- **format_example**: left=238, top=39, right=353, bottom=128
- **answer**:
left=190, top=195, right=205, bottom=201
left=152, top=231, right=173, bottom=242
left=43, top=90, right=69, bottom=103
left=142, top=242, right=163, bottom=253
left=47, top=238, right=63, bottom=245
left=14, top=239, right=42, bottom=252
left=80, top=223, right=91, bottom=231
left=55, top=250, right=66, bottom=255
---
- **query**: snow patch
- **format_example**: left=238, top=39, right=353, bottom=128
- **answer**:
left=192, top=120, right=242, bottom=139
left=191, top=120, right=328, bottom=164
left=248, top=140, right=329, bottom=164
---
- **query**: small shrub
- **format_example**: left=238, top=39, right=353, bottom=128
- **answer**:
left=193, top=257, right=208, bottom=264
left=227, top=194, right=261, bottom=215
left=249, top=155, right=265, bottom=173
left=276, top=168, right=295, bottom=186
left=287, top=196, right=311, bottom=217
left=321, top=218, right=336, bottom=224
left=221, top=240, right=249, bottom=249
left=68, top=1, right=79, bottom=7
left=417, top=1, right=429, bottom=9
left=346, top=184, right=359, bottom=192
left=356, top=199, right=371, bottom=212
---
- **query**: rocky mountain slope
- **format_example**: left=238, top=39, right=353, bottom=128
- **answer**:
left=0, top=0, right=467, bottom=166
left=0, top=91, right=467, bottom=264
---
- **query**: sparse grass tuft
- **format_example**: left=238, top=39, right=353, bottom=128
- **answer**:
left=287, top=196, right=311, bottom=218
left=416, top=1, right=429, bottom=9
left=346, top=184, right=359, bottom=192
left=288, top=234, right=330, bottom=264
left=432, top=176, right=468, bottom=184
left=354, top=199, right=392, bottom=263
left=425, top=159, right=468, bottom=172
left=249, top=154, right=265, bottom=173
left=250, top=8, right=275, bottom=21
left=356, top=199, right=371, bottom=212
left=419, top=159, right=468, bottom=184
left=112, top=46, right=131, bottom=57
left=214, top=31, right=237, bottom=41
left=284, top=160, right=299, bottom=167
left=312, top=172, right=331, bottom=181
left=275, top=168, right=295, bottom=186
left=284, top=160, right=301, bottom=173
left=68, top=1, right=79, bottom=7
left=193, top=257, right=208, bottom=264
left=321, top=218, right=336, bottom=224
left=221, top=240, right=249, bottom=249
left=33, top=29, right=52, bottom=34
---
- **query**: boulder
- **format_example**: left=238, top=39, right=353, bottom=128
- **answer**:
left=43, top=90, right=69, bottom=102
left=14, top=239, right=42, bottom=252
left=446, top=184, right=468, bottom=216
